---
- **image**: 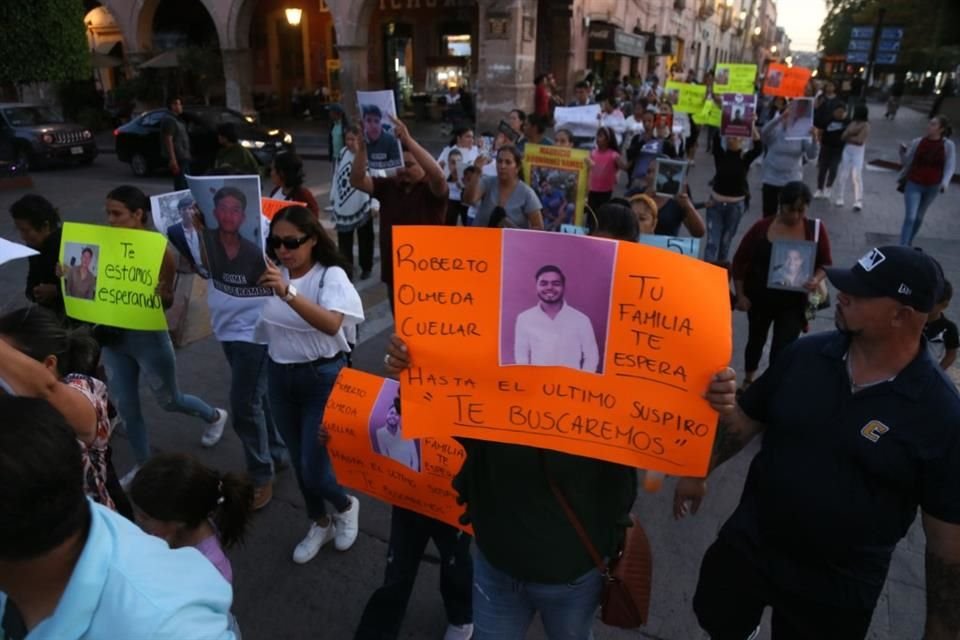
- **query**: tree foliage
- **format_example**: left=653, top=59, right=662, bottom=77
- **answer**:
left=819, top=0, right=960, bottom=69
left=0, top=0, right=90, bottom=85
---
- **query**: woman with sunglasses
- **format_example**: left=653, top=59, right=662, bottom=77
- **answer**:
left=97, top=186, right=227, bottom=487
left=256, top=205, right=364, bottom=564
left=464, top=146, right=544, bottom=229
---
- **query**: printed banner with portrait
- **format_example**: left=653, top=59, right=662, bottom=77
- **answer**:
left=357, top=90, right=404, bottom=171
left=763, top=63, right=812, bottom=98
left=720, top=93, right=757, bottom=138
left=391, top=227, right=732, bottom=477
left=324, top=368, right=470, bottom=532
left=522, top=144, right=589, bottom=229
left=59, top=222, right=168, bottom=330
left=187, top=175, right=270, bottom=298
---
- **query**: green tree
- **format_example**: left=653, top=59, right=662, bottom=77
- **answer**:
left=0, top=0, right=90, bottom=85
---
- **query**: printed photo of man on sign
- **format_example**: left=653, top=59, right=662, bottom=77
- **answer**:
left=370, top=390, right=421, bottom=473
left=357, top=90, right=404, bottom=171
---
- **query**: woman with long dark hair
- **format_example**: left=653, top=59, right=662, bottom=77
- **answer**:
left=256, top=205, right=364, bottom=564
left=270, top=151, right=320, bottom=219
left=898, top=115, right=955, bottom=245
left=464, top=146, right=543, bottom=229
left=97, top=186, right=227, bottom=486
left=587, top=126, right=627, bottom=211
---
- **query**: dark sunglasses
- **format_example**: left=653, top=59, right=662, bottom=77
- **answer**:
left=267, top=235, right=310, bottom=251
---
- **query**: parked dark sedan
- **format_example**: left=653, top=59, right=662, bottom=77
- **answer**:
left=114, top=106, right=294, bottom=177
left=0, top=103, right=97, bottom=171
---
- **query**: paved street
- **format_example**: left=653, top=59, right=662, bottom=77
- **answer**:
left=0, top=103, right=955, bottom=639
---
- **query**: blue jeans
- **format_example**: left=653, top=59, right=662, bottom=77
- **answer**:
left=900, top=181, right=941, bottom=245
left=705, top=200, right=746, bottom=264
left=221, top=341, right=288, bottom=487
left=103, top=330, right=218, bottom=464
left=267, top=354, right=350, bottom=519
left=472, top=550, right=602, bottom=640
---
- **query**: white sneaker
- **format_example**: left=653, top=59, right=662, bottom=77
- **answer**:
left=823, top=187, right=833, bottom=200
left=201, top=409, right=228, bottom=447
left=834, top=198, right=844, bottom=207
left=853, top=202, right=863, bottom=212
left=119, top=464, right=141, bottom=491
left=292, top=522, right=335, bottom=564
left=813, top=189, right=824, bottom=199
left=444, top=623, right=474, bottom=640
left=332, top=495, right=360, bottom=551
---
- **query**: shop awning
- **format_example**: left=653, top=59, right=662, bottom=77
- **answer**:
left=587, top=23, right=647, bottom=58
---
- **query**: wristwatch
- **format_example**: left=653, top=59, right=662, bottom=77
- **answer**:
left=283, top=284, right=298, bottom=302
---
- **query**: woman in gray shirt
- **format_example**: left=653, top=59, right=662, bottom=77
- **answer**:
left=759, top=108, right=820, bottom=218
left=465, top=146, right=544, bottom=229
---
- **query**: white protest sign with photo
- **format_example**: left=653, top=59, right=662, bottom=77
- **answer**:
left=150, top=189, right=208, bottom=276
left=187, top=175, right=270, bottom=297
left=654, top=159, right=688, bottom=197
left=358, top=90, right=404, bottom=171
left=553, top=105, right=602, bottom=140
left=0, top=237, right=39, bottom=266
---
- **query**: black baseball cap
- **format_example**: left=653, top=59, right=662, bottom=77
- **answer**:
left=825, top=246, right=944, bottom=312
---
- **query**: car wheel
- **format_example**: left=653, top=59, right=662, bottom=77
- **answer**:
left=14, top=146, right=31, bottom=173
left=130, top=153, right=150, bottom=177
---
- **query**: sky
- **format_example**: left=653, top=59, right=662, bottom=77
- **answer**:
left=777, top=0, right=828, bottom=52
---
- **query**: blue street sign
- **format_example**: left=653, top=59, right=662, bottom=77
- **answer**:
left=878, top=39, right=901, bottom=52
left=851, top=26, right=875, bottom=39
left=881, top=27, right=904, bottom=40
left=848, top=39, right=872, bottom=51
left=875, top=53, right=898, bottom=65
left=846, top=52, right=869, bottom=64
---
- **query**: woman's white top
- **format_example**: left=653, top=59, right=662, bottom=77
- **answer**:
left=255, top=263, right=364, bottom=363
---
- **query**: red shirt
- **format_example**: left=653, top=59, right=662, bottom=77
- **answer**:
left=907, top=137, right=946, bottom=186
left=372, top=178, right=447, bottom=284
left=535, top=85, right=550, bottom=117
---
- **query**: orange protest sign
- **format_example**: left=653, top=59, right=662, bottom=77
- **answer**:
left=763, top=64, right=812, bottom=98
left=261, top=198, right=306, bottom=221
left=392, top=227, right=732, bottom=477
left=324, top=367, right=470, bottom=532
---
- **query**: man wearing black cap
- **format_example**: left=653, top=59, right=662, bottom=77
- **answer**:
left=676, top=246, right=960, bottom=639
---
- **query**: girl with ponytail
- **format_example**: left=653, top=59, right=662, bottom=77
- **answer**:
left=0, top=306, right=120, bottom=511
left=130, top=452, right=255, bottom=583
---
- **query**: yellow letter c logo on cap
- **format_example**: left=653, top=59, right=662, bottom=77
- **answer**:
left=860, top=420, right=890, bottom=443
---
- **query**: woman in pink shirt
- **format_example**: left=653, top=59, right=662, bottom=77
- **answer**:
left=587, top=126, right=627, bottom=215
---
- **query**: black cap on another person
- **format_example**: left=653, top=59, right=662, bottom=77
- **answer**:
left=825, top=246, right=944, bottom=313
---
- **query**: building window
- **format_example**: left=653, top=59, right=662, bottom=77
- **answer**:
left=442, top=34, right=471, bottom=57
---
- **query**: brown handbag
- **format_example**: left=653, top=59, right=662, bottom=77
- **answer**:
left=544, top=470, right=653, bottom=629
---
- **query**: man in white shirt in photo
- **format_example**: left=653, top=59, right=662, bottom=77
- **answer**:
left=374, top=396, right=420, bottom=472
left=513, top=265, right=600, bottom=372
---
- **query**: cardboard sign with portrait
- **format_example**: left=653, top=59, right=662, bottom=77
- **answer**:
left=187, top=175, right=270, bottom=298
left=767, top=240, right=816, bottom=291
left=763, top=64, right=812, bottom=98
left=391, top=227, right=733, bottom=477
left=522, top=143, right=589, bottom=229
left=357, top=90, right=404, bottom=171
left=324, top=368, right=470, bottom=532
left=654, top=159, right=688, bottom=198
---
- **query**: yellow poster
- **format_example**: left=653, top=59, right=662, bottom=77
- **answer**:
left=664, top=81, right=707, bottom=115
left=522, top=144, right=590, bottom=228
left=693, top=99, right=722, bottom=127
left=60, top=222, right=169, bottom=330
left=714, top=63, right=757, bottom=95
left=392, top=227, right=733, bottom=477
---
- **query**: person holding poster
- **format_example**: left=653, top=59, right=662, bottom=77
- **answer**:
left=705, top=127, right=764, bottom=265
left=97, top=186, right=228, bottom=486
left=383, top=333, right=738, bottom=639
left=731, top=182, right=831, bottom=392
left=358, top=94, right=403, bottom=171
left=333, top=125, right=375, bottom=280
left=759, top=103, right=820, bottom=217
left=9, top=194, right=64, bottom=313
left=675, top=247, right=960, bottom=640
left=351, top=116, right=448, bottom=312
left=631, top=159, right=705, bottom=239
left=626, top=111, right=678, bottom=191
left=256, top=205, right=363, bottom=564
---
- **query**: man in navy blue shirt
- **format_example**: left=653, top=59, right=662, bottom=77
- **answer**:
left=676, top=245, right=960, bottom=639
